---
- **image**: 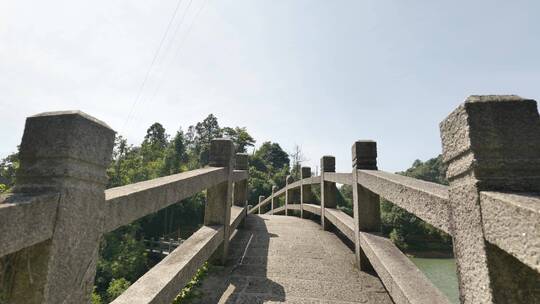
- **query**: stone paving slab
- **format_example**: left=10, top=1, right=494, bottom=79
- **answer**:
left=191, top=215, right=393, bottom=304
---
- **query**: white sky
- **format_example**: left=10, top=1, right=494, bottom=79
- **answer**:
left=2, top=0, right=540, bottom=173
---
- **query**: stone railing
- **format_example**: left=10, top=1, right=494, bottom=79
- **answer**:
left=250, top=96, right=540, bottom=303
left=0, top=111, right=249, bottom=304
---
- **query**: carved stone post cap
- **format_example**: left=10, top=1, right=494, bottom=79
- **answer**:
left=321, top=155, right=336, bottom=172
left=301, top=166, right=311, bottom=178
left=259, top=195, right=265, bottom=202
left=235, top=153, right=248, bottom=170
left=440, top=95, right=540, bottom=190
left=272, top=185, right=278, bottom=191
left=20, top=110, right=114, bottom=165
left=352, top=140, right=377, bottom=170
left=209, top=138, right=235, bottom=167
left=16, top=110, right=115, bottom=189
left=286, top=175, right=293, bottom=184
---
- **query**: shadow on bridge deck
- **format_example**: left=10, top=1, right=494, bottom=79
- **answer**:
left=191, top=214, right=392, bottom=304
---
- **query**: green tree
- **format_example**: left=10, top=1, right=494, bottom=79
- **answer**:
left=95, top=224, right=147, bottom=299
left=141, top=123, right=169, bottom=163
left=0, top=152, right=19, bottom=190
left=162, top=130, right=188, bottom=175
left=222, top=127, right=255, bottom=153
left=248, top=142, right=291, bottom=204
left=106, top=278, right=131, bottom=302
left=254, top=142, right=290, bottom=171
left=91, top=288, right=103, bottom=304
left=193, top=114, right=222, bottom=165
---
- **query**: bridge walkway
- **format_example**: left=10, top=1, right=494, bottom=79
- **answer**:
left=192, top=214, right=393, bottom=304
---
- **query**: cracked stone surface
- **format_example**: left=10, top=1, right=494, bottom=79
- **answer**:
left=191, top=214, right=392, bottom=304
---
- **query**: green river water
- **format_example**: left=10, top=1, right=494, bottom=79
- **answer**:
left=410, top=257, right=459, bottom=303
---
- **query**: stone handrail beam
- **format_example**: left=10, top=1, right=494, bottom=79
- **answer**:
left=356, top=170, right=451, bottom=234
left=248, top=175, right=321, bottom=214
left=322, top=208, right=450, bottom=304
left=323, top=172, right=353, bottom=184
left=3, top=95, right=540, bottom=303
left=266, top=205, right=286, bottom=215
left=0, top=193, right=60, bottom=257
left=259, top=95, right=540, bottom=303
left=111, top=206, right=246, bottom=304
left=113, top=225, right=224, bottom=304
left=231, top=169, right=248, bottom=182
left=104, top=167, right=228, bottom=232
left=302, top=203, right=321, bottom=216
left=480, top=191, right=540, bottom=272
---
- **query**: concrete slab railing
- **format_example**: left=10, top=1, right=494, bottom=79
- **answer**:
left=0, top=111, right=249, bottom=304
left=2, top=95, right=540, bottom=304
left=257, top=96, right=540, bottom=303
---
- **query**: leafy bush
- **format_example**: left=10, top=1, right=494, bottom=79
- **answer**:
left=172, top=263, right=209, bottom=303
left=106, top=278, right=131, bottom=302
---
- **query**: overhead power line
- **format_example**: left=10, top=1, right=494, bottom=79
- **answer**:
left=122, top=0, right=184, bottom=131
left=145, top=0, right=207, bottom=106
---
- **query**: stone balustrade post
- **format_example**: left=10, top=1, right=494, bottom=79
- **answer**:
left=440, top=95, right=540, bottom=303
left=271, top=186, right=277, bottom=212
left=285, top=175, right=293, bottom=216
left=159, top=237, right=165, bottom=254
left=204, top=139, right=235, bottom=265
left=351, top=140, right=381, bottom=270
left=300, top=166, right=312, bottom=218
left=258, top=195, right=265, bottom=214
left=320, top=156, right=337, bottom=230
left=233, top=153, right=248, bottom=207
left=7, top=111, right=114, bottom=304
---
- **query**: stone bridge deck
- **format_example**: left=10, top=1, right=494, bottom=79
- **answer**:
left=192, top=215, right=392, bottom=304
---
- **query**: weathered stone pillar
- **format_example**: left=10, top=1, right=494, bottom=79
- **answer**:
left=320, top=156, right=337, bottom=230
left=258, top=195, right=265, bottom=214
left=440, top=95, right=540, bottom=303
left=300, top=167, right=312, bottom=218
left=204, top=139, right=235, bottom=265
left=233, top=153, right=248, bottom=207
left=285, top=175, right=293, bottom=216
left=271, top=186, right=277, bottom=211
left=7, top=111, right=114, bottom=304
left=351, top=140, right=380, bottom=270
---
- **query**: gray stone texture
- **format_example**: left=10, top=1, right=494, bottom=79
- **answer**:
left=440, top=95, right=540, bottom=303
left=300, top=166, right=312, bottom=218
left=320, top=156, right=337, bottom=231
left=0, top=193, right=59, bottom=257
left=112, top=225, right=224, bottom=304
left=190, top=215, right=393, bottom=304
left=234, top=153, right=249, bottom=207
left=271, top=186, right=278, bottom=211
left=480, top=191, right=540, bottom=272
left=9, top=111, right=115, bottom=304
left=258, top=195, right=265, bottom=214
left=285, top=175, right=293, bottom=216
left=323, top=208, right=451, bottom=304
left=352, top=140, right=377, bottom=170
left=356, top=170, right=450, bottom=234
left=105, top=167, right=228, bottom=232
left=351, top=141, right=380, bottom=271
left=205, top=139, right=235, bottom=265
left=323, top=173, right=352, bottom=185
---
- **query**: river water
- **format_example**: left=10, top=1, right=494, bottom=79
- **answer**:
left=410, top=257, right=459, bottom=303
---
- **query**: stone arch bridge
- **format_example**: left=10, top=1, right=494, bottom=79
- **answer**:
left=1, top=95, right=539, bottom=303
